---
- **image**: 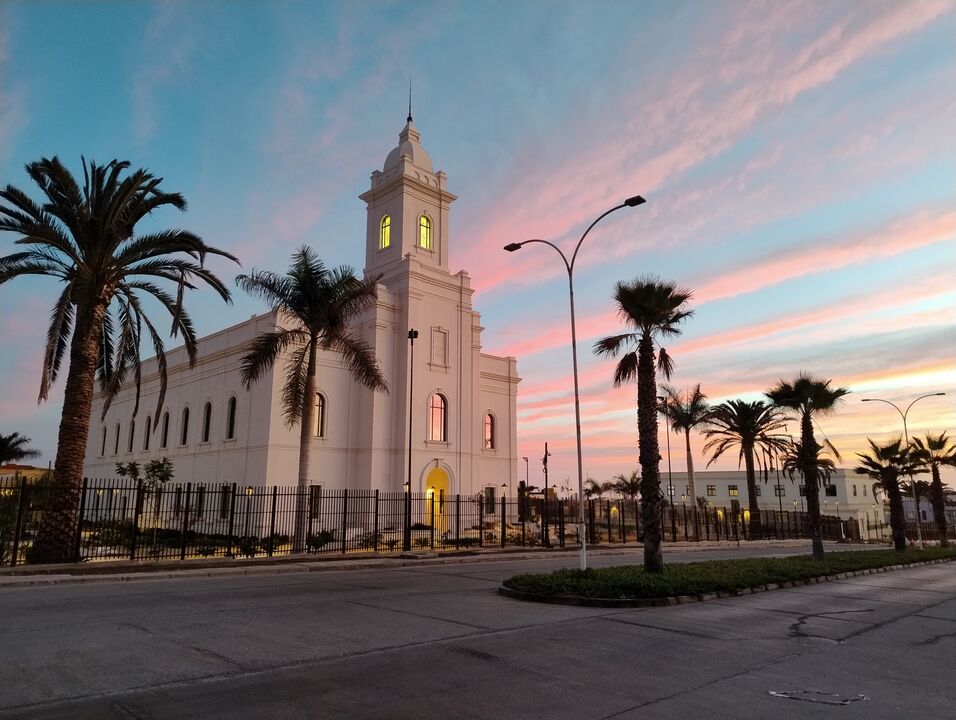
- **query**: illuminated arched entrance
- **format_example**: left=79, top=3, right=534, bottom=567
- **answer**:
left=425, top=466, right=450, bottom=535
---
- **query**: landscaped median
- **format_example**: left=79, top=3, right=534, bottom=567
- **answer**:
left=500, top=548, right=956, bottom=607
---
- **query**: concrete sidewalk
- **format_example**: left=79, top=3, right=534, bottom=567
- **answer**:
left=0, top=539, right=832, bottom=588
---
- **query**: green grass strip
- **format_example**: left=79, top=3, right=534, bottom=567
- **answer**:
left=503, top=548, right=956, bottom=600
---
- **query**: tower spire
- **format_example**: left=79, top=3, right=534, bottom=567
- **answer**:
left=407, top=77, right=413, bottom=123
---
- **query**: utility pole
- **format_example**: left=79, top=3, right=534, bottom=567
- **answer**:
left=542, top=442, right=552, bottom=546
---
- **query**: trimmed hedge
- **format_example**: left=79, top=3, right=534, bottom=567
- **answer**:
left=503, top=548, right=956, bottom=600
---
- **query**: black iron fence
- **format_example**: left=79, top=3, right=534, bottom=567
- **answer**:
left=1, top=477, right=857, bottom=567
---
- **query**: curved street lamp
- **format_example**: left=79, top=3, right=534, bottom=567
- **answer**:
left=504, top=194, right=646, bottom=570
left=861, top=392, right=946, bottom=547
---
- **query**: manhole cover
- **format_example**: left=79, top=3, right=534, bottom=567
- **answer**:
left=769, top=690, right=868, bottom=706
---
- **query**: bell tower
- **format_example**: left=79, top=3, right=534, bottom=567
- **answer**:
left=359, top=116, right=456, bottom=278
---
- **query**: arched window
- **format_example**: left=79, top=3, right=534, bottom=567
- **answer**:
left=201, top=402, right=212, bottom=443
left=380, top=215, right=391, bottom=249
left=418, top=214, right=432, bottom=250
left=160, top=412, right=169, bottom=449
left=100, top=427, right=107, bottom=456
left=180, top=407, right=190, bottom=446
left=226, top=397, right=237, bottom=440
left=113, top=423, right=121, bottom=455
left=428, top=393, right=447, bottom=442
left=127, top=419, right=135, bottom=453
left=483, top=413, right=496, bottom=450
left=144, top=416, right=151, bottom=451
left=313, top=393, right=327, bottom=438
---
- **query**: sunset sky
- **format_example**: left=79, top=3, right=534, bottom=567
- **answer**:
left=1, top=1, right=954, bottom=484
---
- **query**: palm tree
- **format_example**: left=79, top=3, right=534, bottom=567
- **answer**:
left=593, top=276, right=693, bottom=573
left=702, top=400, right=790, bottom=538
left=0, top=157, right=236, bottom=563
left=781, top=439, right=837, bottom=497
left=855, top=438, right=923, bottom=551
left=766, top=373, right=848, bottom=560
left=0, top=433, right=41, bottom=467
left=583, top=478, right=605, bottom=501
left=659, top=384, right=709, bottom=506
left=612, top=470, right=641, bottom=501
left=238, top=247, right=388, bottom=551
left=910, top=433, right=956, bottom=547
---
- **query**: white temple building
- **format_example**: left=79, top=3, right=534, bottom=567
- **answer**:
left=83, top=116, right=520, bottom=499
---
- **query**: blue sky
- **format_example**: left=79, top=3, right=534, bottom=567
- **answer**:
left=1, top=0, right=954, bottom=483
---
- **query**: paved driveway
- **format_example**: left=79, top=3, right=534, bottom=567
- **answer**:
left=1, top=545, right=953, bottom=719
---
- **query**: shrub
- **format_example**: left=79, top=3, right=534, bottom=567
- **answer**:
left=357, top=531, right=382, bottom=550
left=413, top=537, right=430, bottom=548
left=307, top=531, right=334, bottom=551
left=259, top=533, right=289, bottom=554
left=383, top=538, right=399, bottom=551
left=237, top=536, right=259, bottom=558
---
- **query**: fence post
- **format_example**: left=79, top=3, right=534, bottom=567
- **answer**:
left=478, top=495, right=483, bottom=548
left=73, top=478, right=88, bottom=563
left=619, top=502, right=625, bottom=541
left=179, top=483, right=192, bottom=561
left=499, top=495, right=506, bottom=548
left=10, top=477, right=28, bottom=567
left=430, top=493, right=436, bottom=550
left=604, top=501, right=611, bottom=543
left=455, top=494, right=461, bottom=549
left=559, top=499, right=566, bottom=548
left=129, top=479, right=143, bottom=561
left=340, top=488, right=349, bottom=554
left=670, top=506, right=677, bottom=542
left=373, top=489, right=380, bottom=552
left=226, top=483, right=237, bottom=557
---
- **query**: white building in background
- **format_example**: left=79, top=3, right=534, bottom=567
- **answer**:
left=83, top=116, right=520, bottom=499
left=659, top=469, right=879, bottom=533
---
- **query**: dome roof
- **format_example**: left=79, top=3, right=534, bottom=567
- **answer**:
left=383, top=119, right=433, bottom=173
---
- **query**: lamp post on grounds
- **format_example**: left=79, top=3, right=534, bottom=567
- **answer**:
left=404, top=329, right=419, bottom=552
left=504, top=194, right=646, bottom=570
left=861, top=392, right=946, bottom=548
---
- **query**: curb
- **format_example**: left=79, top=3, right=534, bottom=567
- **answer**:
left=497, top=557, right=956, bottom=608
left=0, top=539, right=824, bottom=588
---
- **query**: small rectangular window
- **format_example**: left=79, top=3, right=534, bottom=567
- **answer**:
left=484, top=486, right=497, bottom=514
left=799, top=485, right=807, bottom=497
left=863, top=485, right=867, bottom=496
left=853, top=484, right=858, bottom=496
left=774, top=485, right=786, bottom=497
left=431, top=328, right=447, bottom=366
left=755, top=485, right=762, bottom=496
left=309, top=485, right=322, bottom=519
left=706, top=485, right=716, bottom=497
left=728, top=485, right=739, bottom=497
left=219, top=485, right=231, bottom=519
left=825, top=485, right=838, bottom=497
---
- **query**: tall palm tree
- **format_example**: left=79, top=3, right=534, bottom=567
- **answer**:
left=593, top=276, right=693, bottom=573
left=659, top=384, right=709, bottom=505
left=238, top=247, right=388, bottom=551
left=0, top=433, right=41, bottom=466
left=855, top=438, right=923, bottom=551
left=0, top=157, right=236, bottom=563
left=702, top=400, right=790, bottom=538
left=766, top=373, right=848, bottom=560
left=910, top=433, right=956, bottom=547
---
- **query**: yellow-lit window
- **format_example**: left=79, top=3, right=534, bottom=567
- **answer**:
left=418, top=214, right=432, bottom=250
left=380, top=215, right=390, bottom=249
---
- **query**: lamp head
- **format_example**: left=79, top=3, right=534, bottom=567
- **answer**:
left=503, top=242, right=522, bottom=252
left=624, top=195, right=646, bottom=207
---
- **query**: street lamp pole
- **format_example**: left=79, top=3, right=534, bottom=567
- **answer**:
left=504, top=194, right=646, bottom=571
left=861, top=392, right=945, bottom=548
left=404, top=329, right=419, bottom=552
left=658, top=396, right=674, bottom=506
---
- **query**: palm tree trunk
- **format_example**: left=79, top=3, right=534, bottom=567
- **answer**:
left=636, top=334, right=663, bottom=573
left=886, top=480, right=907, bottom=552
left=744, top=444, right=762, bottom=539
left=930, top=463, right=948, bottom=547
left=799, top=413, right=825, bottom=560
left=293, top=339, right=318, bottom=553
left=30, top=302, right=106, bottom=564
left=684, top=429, right=697, bottom=539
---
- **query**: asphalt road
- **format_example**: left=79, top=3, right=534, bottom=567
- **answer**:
left=1, top=543, right=953, bottom=719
